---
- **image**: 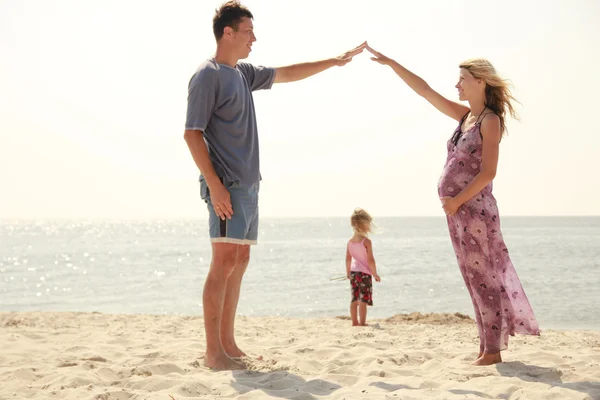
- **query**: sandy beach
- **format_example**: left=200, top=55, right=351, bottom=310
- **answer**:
left=1, top=312, right=599, bottom=400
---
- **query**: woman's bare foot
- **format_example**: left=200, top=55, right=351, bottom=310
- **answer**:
left=472, top=352, right=502, bottom=366
left=204, top=352, right=246, bottom=371
left=359, top=323, right=369, bottom=326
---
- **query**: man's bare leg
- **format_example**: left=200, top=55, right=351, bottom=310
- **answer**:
left=220, top=245, right=250, bottom=358
left=350, top=301, right=359, bottom=326
left=203, top=243, right=245, bottom=370
left=358, top=302, right=368, bottom=326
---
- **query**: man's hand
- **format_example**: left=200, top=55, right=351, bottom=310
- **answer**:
left=209, top=181, right=233, bottom=220
left=274, top=42, right=367, bottom=83
left=365, top=43, right=392, bottom=66
left=332, top=41, right=367, bottom=66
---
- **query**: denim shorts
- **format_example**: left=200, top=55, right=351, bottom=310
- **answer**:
left=200, top=176, right=260, bottom=245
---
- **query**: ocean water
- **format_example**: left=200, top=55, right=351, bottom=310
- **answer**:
left=1, top=217, right=598, bottom=330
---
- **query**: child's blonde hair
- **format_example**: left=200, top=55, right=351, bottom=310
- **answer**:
left=351, top=208, right=373, bottom=235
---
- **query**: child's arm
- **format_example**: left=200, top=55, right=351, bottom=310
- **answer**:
left=346, top=245, right=352, bottom=279
left=364, top=239, right=381, bottom=282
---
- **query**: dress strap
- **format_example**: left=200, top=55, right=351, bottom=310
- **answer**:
left=460, top=111, right=470, bottom=124
left=475, top=107, right=491, bottom=125
left=475, top=107, right=499, bottom=139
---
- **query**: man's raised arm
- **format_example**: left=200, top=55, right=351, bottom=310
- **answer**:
left=273, top=41, right=366, bottom=84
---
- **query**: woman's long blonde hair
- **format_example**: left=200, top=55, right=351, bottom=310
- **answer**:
left=351, top=208, right=373, bottom=236
left=459, top=58, right=520, bottom=134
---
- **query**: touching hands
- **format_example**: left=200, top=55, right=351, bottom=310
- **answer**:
left=332, top=41, right=367, bottom=66
left=331, top=41, right=394, bottom=67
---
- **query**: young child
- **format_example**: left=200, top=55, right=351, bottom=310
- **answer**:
left=346, top=208, right=381, bottom=326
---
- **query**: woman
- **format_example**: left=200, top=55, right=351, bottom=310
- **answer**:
left=366, top=44, right=540, bottom=365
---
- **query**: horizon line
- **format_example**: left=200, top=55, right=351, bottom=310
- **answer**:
left=1, top=215, right=599, bottom=221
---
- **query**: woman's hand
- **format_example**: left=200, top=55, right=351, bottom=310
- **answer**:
left=365, top=43, right=392, bottom=66
left=441, top=196, right=460, bottom=216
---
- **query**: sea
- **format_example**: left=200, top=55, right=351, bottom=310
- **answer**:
left=1, top=217, right=598, bottom=330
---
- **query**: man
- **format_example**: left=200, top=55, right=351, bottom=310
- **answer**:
left=184, top=0, right=365, bottom=370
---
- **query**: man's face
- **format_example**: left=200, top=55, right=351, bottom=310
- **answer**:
left=231, top=17, right=256, bottom=59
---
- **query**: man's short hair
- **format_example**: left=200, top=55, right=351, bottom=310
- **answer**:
left=213, top=1, right=253, bottom=41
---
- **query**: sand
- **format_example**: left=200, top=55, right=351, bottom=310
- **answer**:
left=1, top=312, right=599, bottom=400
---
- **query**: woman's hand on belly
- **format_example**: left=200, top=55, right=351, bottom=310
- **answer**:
left=441, top=196, right=459, bottom=216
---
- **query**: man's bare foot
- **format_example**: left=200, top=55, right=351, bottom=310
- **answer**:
left=472, top=352, right=502, bottom=366
left=224, top=347, right=263, bottom=361
left=224, top=346, right=246, bottom=358
left=204, top=353, right=246, bottom=371
left=232, top=354, right=264, bottom=361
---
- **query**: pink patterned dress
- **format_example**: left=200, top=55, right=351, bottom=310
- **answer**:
left=438, top=112, right=540, bottom=354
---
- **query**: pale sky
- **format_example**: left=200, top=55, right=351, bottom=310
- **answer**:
left=1, top=0, right=599, bottom=219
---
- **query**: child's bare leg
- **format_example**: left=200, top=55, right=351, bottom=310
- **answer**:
left=350, top=301, right=359, bottom=326
left=359, top=301, right=368, bottom=326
